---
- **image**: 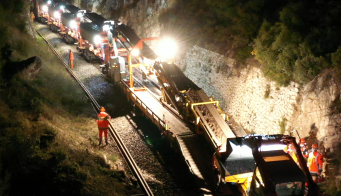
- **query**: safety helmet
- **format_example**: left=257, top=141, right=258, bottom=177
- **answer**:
left=100, top=107, right=105, bottom=112
left=300, top=138, right=306, bottom=144
left=68, top=49, right=71, bottom=52
left=312, top=144, right=318, bottom=149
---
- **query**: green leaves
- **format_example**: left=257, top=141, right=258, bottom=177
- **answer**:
left=253, top=0, right=341, bottom=85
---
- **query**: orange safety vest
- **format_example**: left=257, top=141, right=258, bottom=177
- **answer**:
left=69, top=51, right=74, bottom=61
left=307, top=151, right=323, bottom=173
left=96, top=112, right=111, bottom=129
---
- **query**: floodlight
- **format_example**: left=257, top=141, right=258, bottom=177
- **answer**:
left=131, top=49, right=139, bottom=56
left=157, top=38, right=177, bottom=59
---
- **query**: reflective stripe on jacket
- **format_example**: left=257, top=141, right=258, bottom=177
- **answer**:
left=307, top=151, right=323, bottom=172
left=96, top=112, right=111, bottom=129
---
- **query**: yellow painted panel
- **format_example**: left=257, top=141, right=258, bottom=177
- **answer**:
left=263, top=155, right=290, bottom=162
left=225, top=172, right=253, bottom=183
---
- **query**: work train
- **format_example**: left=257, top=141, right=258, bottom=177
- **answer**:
left=33, top=1, right=322, bottom=195
left=34, top=0, right=157, bottom=81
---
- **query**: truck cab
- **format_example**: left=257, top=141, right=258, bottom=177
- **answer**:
left=213, top=134, right=318, bottom=195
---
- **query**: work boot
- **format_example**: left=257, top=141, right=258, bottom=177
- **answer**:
left=105, top=137, right=109, bottom=145
left=99, top=137, right=103, bottom=146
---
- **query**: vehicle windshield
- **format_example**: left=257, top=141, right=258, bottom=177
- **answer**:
left=275, top=182, right=303, bottom=196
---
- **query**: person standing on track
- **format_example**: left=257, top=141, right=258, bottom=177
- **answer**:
left=96, top=107, right=111, bottom=146
left=68, top=49, right=74, bottom=68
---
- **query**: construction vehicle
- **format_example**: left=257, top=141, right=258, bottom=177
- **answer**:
left=59, top=5, right=82, bottom=44
left=212, top=134, right=322, bottom=196
left=153, top=62, right=244, bottom=153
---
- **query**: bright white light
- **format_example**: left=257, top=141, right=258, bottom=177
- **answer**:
left=42, top=5, right=48, bottom=12
left=157, top=38, right=177, bottom=59
left=259, top=144, right=286, bottom=152
left=77, top=12, right=83, bottom=18
left=103, top=24, right=110, bottom=32
left=59, top=5, right=65, bottom=11
left=54, top=11, right=60, bottom=18
left=131, top=49, right=139, bottom=56
left=94, top=35, right=102, bottom=45
left=175, top=94, right=181, bottom=102
left=47, top=0, right=52, bottom=5
left=69, top=20, right=77, bottom=29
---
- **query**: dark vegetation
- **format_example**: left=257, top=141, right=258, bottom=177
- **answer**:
left=159, top=0, right=341, bottom=86
left=0, top=0, right=141, bottom=195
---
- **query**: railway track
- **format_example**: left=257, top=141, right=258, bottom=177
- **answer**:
left=35, top=22, right=197, bottom=196
left=35, top=29, right=154, bottom=196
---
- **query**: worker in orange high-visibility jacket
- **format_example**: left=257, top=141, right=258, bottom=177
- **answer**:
left=30, top=12, right=35, bottom=22
left=299, top=138, right=309, bottom=160
left=68, top=49, right=74, bottom=68
left=96, top=107, right=111, bottom=146
left=307, top=143, right=323, bottom=182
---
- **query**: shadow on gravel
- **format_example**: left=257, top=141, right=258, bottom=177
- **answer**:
left=128, top=112, right=199, bottom=196
left=48, top=37, right=63, bottom=45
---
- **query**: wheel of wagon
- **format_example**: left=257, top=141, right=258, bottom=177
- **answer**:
left=50, top=25, right=58, bottom=33
left=67, top=37, right=74, bottom=45
left=83, top=51, right=92, bottom=62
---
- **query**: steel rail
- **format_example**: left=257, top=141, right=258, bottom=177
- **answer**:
left=35, top=29, right=154, bottom=196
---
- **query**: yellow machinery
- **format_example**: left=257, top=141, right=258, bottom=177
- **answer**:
left=212, top=134, right=322, bottom=195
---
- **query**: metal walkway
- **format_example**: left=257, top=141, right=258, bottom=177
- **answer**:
left=131, top=88, right=215, bottom=194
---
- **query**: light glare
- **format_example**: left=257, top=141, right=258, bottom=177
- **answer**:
left=69, top=20, right=77, bottom=29
left=54, top=11, right=60, bottom=19
left=131, top=49, right=139, bottom=56
left=42, top=5, right=48, bottom=12
left=157, top=38, right=177, bottom=59
left=103, top=24, right=110, bottom=32
left=77, top=12, right=83, bottom=18
left=94, top=35, right=102, bottom=45
left=259, top=144, right=286, bottom=152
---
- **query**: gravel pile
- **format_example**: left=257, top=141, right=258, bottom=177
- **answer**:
left=35, top=22, right=197, bottom=196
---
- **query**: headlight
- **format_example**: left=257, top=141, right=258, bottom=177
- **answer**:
left=69, top=20, right=77, bottom=29
left=103, top=24, right=110, bottom=32
left=60, top=5, right=65, bottom=11
left=54, top=11, right=60, bottom=18
left=47, top=0, right=52, bottom=5
left=94, top=35, right=102, bottom=45
left=42, top=5, right=48, bottom=12
left=175, top=94, right=181, bottom=102
left=77, top=12, right=83, bottom=18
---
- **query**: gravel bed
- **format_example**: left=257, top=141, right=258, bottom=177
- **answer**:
left=35, top=22, right=197, bottom=196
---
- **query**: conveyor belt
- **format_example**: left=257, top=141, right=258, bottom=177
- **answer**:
left=187, top=89, right=246, bottom=150
left=196, top=89, right=241, bottom=138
